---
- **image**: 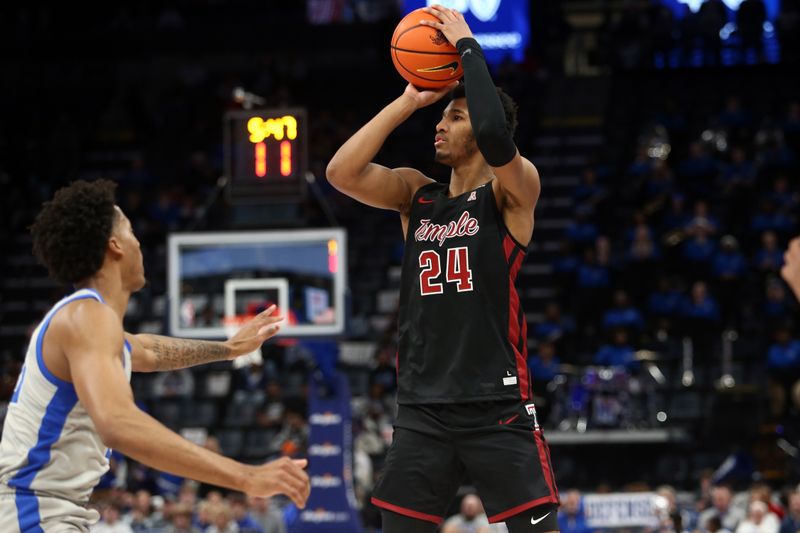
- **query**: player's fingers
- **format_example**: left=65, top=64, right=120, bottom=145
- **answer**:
left=418, top=19, right=444, bottom=29
left=257, top=304, right=278, bottom=318
left=257, top=324, right=280, bottom=338
left=293, top=459, right=309, bottom=469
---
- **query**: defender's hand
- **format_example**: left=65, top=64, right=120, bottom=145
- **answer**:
left=225, top=305, right=283, bottom=358
left=243, top=457, right=310, bottom=508
left=420, top=5, right=474, bottom=46
left=782, top=237, right=800, bottom=301
left=402, top=82, right=459, bottom=109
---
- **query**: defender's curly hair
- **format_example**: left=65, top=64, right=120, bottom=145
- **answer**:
left=450, top=83, right=519, bottom=136
left=30, top=179, right=118, bottom=285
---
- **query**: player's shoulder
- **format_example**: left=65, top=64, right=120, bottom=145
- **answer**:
left=392, top=167, right=436, bottom=191
left=49, top=297, right=123, bottom=346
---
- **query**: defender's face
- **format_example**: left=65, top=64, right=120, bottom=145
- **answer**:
left=113, top=206, right=146, bottom=291
left=434, top=98, right=478, bottom=165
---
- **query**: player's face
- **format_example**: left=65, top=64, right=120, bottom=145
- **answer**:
left=113, top=207, right=146, bottom=291
left=434, top=98, right=478, bottom=165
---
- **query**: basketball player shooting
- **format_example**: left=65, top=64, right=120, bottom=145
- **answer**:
left=326, top=6, right=559, bottom=533
left=0, top=180, right=310, bottom=532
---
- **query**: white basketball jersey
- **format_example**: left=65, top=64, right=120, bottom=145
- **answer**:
left=0, top=288, right=131, bottom=531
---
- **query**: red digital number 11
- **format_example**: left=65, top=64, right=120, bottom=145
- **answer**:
left=254, top=141, right=293, bottom=178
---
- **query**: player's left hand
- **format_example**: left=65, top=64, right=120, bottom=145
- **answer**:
left=420, top=5, right=474, bottom=46
left=225, top=305, right=283, bottom=358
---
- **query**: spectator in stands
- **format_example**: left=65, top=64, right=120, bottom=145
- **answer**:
left=648, top=275, right=683, bottom=331
left=662, top=193, right=692, bottom=234
left=90, top=502, right=133, bottom=533
left=677, top=141, right=718, bottom=192
left=558, top=489, right=591, bottom=533
left=642, top=159, right=675, bottom=209
left=575, top=246, right=613, bottom=337
left=152, top=368, right=195, bottom=398
left=529, top=340, right=562, bottom=384
left=204, top=501, right=238, bottom=533
left=125, top=489, right=161, bottom=532
left=780, top=491, right=800, bottom=533
left=256, top=380, right=285, bottom=430
left=735, top=500, right=780, bottom=533
left=369, top=347, right=397, bottom=396
left=354, top=400, right=392, bottom=458
left=751, top=199, right=796, bottom=238
left=595, top=328, right=639, bottom=370
left=441, top=494, right=491, bottom=533
left=626, top=217, right=661, bottom=304
left=234, top=362, right=269, bottom=394
left=755, top=231, right=785, bottom=275
left=686, top=200, right=720, bottom=236
left=768, top=176, right=798, bottom=213
left=573, top=167, right=607, bottom=213
left=763, top=278, right=794, bottom=320
left=248, top=496, right=286, bottom=533
left=767, top=323, right=800, bottom=371
left=629, top=146, right=656, bottom=178
left=697, top=0, right=728, bottom=66
left=270, top=410, right=309, bottom=458
left=749, top=483, right=784, bottom=520
left=682, top=223, right=717, bottom=280
left=566, top=206, right=601, bottom=248
left=231, top=493, right=265, bottom=533
left=720, top=147, right=756, bottom=194
left=534, top=302, right=576, bottom=348
left=164, top=503, right=198, bottom=533
left=603, top=290, right=645, bottom=331
left=679, top=281, right=722, bottom=375
left=699, top=485, right=747, bottom=533
left=712, top=235, right=747, bottom=327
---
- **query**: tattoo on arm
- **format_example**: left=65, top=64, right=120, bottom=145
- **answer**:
left=140, top=335, right=231, bottom=371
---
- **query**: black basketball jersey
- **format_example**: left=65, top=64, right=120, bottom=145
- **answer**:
left=397, top=180, right=531, bottom=404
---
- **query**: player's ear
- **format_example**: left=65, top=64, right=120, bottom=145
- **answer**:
left=107, top=235, right=124, bottom=258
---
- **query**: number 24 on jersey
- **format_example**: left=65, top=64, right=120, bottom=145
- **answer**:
left=418, top=247, right=474, bottom=296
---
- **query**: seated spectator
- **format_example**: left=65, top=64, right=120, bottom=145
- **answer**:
left=677, top=141, right=719, bottom=193
left=642, top=159, right=674, bottom=205
left=233, top=362, right=268, bottom=393
left=152, top=369, right=195, bottom=398
left=751, top=199, right=795, bottom=237
left=163, top=503, right=198, bottom=533
left=682, top=228, right=717, bottom=278
left=698, top=485, right=747, bottom=533
left=718, top=96, right=754, bottom=134
left=441, top=494, right=491, bottom=533
left=573, top=167, right=607, bottom=212
left=230, top=494, right=265, bottom=533
left=565, top=207, right=600, bottom=247
left=734, top=501, right=780, bottom=533
left=204, top=501, right=238, bottom=533
left=91, top=502, right=133, bottom=533
left=662, top=193, right=691, bottom=233
left=594, top=328, right=639, bottom=370
left=256, top=380, right=285, bottom=429
left=628, top=146, right=655, bottom=178
left=625, top=211, right=656, bottom=244
left=354, top=401, right=392, bottom=458
left=648, top=276, right=683, bottom=320
left=679, top=281, right=721, bottom=360
left=767, top=325, right=800, bottom=371
left=125, top=489, right=162, bottom=532
left=625, top=224, right=661, bottom=303
left=528, top=341, right=562, bottom=383
left=534, top=302, right=576, bottom=345
left=369, top=347, right=397, bottom=395
left=558, top=489, right=591, bottom=533
left=754, top=231, right=785, bottom=274
left=712, top=235, right=747, bottom=326
left=575, top=247, right=613, bottom=335
left=603, top=290, right=645, bottom=331
left=769, top=176, right=798, bottom=213
left=248, top=496, right=285, bottom=533
left=685, top=200, right=720, bottom=236
left=780, top=491, right=800, bottom=533
left=764, top=278, right=794, bottom=320
left=720, top=146, right=756, bottom=190
left=270, top=410, right=309, bottom=458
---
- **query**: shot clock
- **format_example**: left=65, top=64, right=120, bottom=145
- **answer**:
left=224, top=108, right=308, bottom=202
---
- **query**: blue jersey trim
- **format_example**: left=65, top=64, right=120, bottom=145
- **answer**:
left=10, top=385, right=78, bottom=530
left=35, top=291, right=103, bottom=388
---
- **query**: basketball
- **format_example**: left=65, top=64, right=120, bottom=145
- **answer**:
left=390, top=8, right=463, bottom=89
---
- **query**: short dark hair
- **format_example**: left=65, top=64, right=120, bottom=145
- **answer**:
left=30, top=179, right=118, bottom=285
left=450, top=83, right=519, bottom=136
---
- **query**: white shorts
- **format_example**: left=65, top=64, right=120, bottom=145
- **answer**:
left=0, top=492, right=99, bottom=532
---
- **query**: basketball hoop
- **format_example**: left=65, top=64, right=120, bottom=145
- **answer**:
left=223, top=314, right=264, bottom=369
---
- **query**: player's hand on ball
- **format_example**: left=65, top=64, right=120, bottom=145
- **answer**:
left=420, top=5, right=474, bottom=45
left=245, top=457, right=310, bottom=507
left=224, top=304, right=283, bottom=358
left=403, top=81, right=459, bottom=109
left=782, top=237, right=800, bottom=300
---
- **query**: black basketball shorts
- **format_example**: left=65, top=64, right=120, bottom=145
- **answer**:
left=371, top=399, right=560, bottom=525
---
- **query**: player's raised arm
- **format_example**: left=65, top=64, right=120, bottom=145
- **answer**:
left=421, top=6, right=540, bottom=212
left=127, top=305, right=283, bottom=372
left=326, top=83, right=455, bottom=213
left=60, top=300, right=310, bottom=507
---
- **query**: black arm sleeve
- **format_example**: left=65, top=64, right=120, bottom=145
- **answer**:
left=456, top=37, right=517, bottom=167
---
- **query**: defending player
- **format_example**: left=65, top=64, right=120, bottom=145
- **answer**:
left=0, top=180, right=310, bottom=532
left=326, top=6, right=559, bottom=533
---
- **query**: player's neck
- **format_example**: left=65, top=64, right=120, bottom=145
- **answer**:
left=76, top=272, right=130, bottom=321
left=447, top=159, right=493, bottom=197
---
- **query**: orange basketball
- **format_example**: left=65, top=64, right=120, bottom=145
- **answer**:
left=390, top=8, right=463, bottom=89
